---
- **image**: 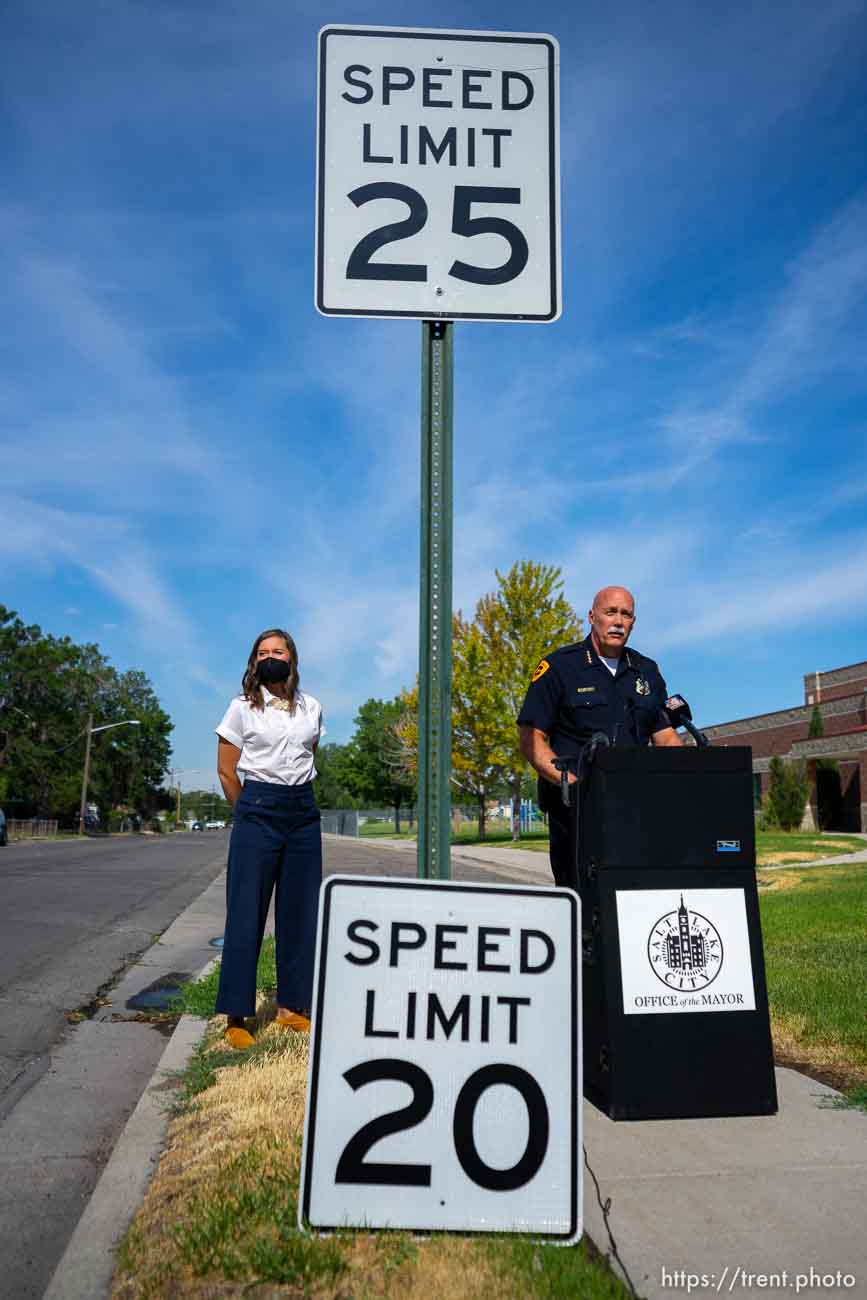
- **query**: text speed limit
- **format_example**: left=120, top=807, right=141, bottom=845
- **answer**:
left=299, top=877, right=581, bottom=1241
left=316, top=26, right=561, bottom=322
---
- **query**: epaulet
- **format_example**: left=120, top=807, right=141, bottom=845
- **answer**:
left=549, top=641, right=583, bottom=659
left=625, top=646, right=657, bottom=670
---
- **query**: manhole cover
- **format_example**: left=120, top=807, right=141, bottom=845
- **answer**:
left=126, top=971, right=191, bottom=1012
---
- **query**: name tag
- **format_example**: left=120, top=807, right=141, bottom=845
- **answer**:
left=575, top=686, right=596, bottom=694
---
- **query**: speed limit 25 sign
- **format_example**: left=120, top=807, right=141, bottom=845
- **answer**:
left=299, top=876, right=581, bottom=1240
left=315, top=26, right=561, bottom=321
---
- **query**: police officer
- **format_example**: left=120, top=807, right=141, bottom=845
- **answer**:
left=215, top=628, right=324, bottom=1049
left=517, top=586, right=681, bottom=887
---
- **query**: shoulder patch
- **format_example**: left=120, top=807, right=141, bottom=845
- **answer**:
left=531, top=659, right=550, bottom=683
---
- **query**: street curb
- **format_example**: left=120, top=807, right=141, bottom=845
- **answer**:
left=42, top=991, right=213, bottom=1300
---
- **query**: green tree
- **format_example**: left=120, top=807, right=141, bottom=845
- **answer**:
left=766, top=756, right=809, bottom=831
left=180, top=790, right=233, bottom=823
left=0, top=604, right=172, bottom=823
left=451, top=614, right=511, bottom=839
left=808, top=703, right=838, bottom=772
left=313, top=742, right=363, bottom=810
left=808, top=705, right=823, bottom=741
left=476, top=561, right=582, bottom=838
left=343, top=698, right=415, bottom=832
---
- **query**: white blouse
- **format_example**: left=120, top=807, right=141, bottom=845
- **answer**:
left=216, top=688, right=325, bottom=786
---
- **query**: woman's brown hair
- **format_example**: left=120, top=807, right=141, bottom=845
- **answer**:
left=241, top=629, right=299, bottom=712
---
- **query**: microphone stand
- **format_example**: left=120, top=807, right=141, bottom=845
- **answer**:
left=552, top=732, right=610, bottom=892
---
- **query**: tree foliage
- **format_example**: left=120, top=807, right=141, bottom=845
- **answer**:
left=178, top=789, right=233, bottom=823
left=339, top=698, right=415, bottom=831
left=391, top=561, right=581, bottom=840
left=313, top=742, right=363, bottom=811
left=807, top=703, right=838, bottom=776
left=476, top=561, right=582, bottom=838
left=451, top=613, right=511, bottom=838
left=765, top=755, right=809, bottom=831
left=0, top=604, right=173, bottom=822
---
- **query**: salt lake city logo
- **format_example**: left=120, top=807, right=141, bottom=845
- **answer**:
left=647, top=895, right=723, bottom=991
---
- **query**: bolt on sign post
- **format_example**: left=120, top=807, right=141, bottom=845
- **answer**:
left=316, top=25, right=561, bottom=878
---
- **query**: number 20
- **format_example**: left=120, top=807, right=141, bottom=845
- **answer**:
left=346, top=183, right=530, bottom=287
left=335, top=1058, right=549, bottom=1191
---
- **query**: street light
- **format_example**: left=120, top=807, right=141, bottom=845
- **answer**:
left=78, top=716, right=142, bottom=835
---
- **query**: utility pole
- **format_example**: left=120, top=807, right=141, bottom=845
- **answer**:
left=78, top=718, right=141, bottom=834
left=167, top=768, right=204, bottom=828
left=78, top=713, right=94, bottom=836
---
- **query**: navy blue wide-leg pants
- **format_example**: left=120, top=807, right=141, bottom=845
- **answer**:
left=215, top=780, right=322, bottom=1018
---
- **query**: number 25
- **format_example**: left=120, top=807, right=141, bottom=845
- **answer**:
left=346, top=183, right=530, bottom=287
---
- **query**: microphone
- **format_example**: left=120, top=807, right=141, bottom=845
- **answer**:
left=552, top=732, right=611, bottom=805
left=586, top=731, right=610, bottom=762
left=665, top=695, right=710, bottom=747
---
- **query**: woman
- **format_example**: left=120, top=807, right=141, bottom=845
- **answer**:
left=214, top=628, right=324, bottom=1049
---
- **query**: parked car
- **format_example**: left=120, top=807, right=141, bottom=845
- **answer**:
left=0, top=808, right=7, bottom=847
left=191, top=820, right=204, bottom=832
left=205, top=819, right=226, bottom=830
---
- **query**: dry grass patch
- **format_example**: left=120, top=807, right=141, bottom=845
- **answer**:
left=113, top=1013, right=628, bottom=1300
left=756, top=869, right=810, bottom=893
left=771, top=1013, right=867, bottom=1093
left=760, top=852, right=823, bottom=865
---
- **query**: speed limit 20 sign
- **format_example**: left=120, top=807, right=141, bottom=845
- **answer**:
left=315, top=26, right=561, bottom=321
left=299, top=876, right=581, bottom=1240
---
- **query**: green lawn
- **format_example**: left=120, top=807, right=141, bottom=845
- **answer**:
left=759, top=862, right=867, bottom=1084
left=360, top=822, right=865, bottom=865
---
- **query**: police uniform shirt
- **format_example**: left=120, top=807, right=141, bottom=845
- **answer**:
left=517, top=634, right=670, bottom=756
left=216, top=688, right=325, bottom=785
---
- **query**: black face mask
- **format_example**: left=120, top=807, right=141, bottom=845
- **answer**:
left=257, top=657, right=291, bottom=684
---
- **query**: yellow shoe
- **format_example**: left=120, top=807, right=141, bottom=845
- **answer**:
left=275, top=1010, right=311, bottom=1032
left=224, top=1025, right=255, bottom=1049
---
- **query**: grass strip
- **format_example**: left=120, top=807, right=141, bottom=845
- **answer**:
left=113, top=1027, right=630, bottom=1300
left=169, top=935, right=277, bottom=1018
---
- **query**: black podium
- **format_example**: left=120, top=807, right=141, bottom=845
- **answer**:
left=576, top=746, right=777, bottom=1120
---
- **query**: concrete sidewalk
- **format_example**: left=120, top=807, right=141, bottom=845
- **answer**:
left=44, top=844, right=867, bottom=1300
left=368, top=834, right=554, bottom=884
left=41, top=872, right=231, bottom=1300
left=582, top=1070, right=867, bottom=1298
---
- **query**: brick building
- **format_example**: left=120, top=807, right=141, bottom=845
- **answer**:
left=698, top=660, right=867, bottom=832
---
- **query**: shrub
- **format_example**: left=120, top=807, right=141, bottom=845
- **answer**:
left=766, top=756, right=809, bottom=831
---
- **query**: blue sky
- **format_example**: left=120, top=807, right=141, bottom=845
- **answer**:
left=3, top=0, right=867, bottom=789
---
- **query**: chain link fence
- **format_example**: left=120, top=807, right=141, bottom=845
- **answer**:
left=320, top=809, right=360, bottom=836
left=321, top=806, right=492, bottom=837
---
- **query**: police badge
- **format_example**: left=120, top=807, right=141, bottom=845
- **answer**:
left=635, top=676, right=651, bottom=696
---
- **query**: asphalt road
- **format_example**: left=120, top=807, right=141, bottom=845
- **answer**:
left=0, top=832, right=520, bottom=1299
left=0, top=832, right=229, bottom=1299
left=0, top=833, right=228, bottom=1108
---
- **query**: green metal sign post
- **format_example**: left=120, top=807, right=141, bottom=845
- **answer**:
left=316, top=27, right=560, bottom=882
left=417, top=320, right=454, bottom=880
